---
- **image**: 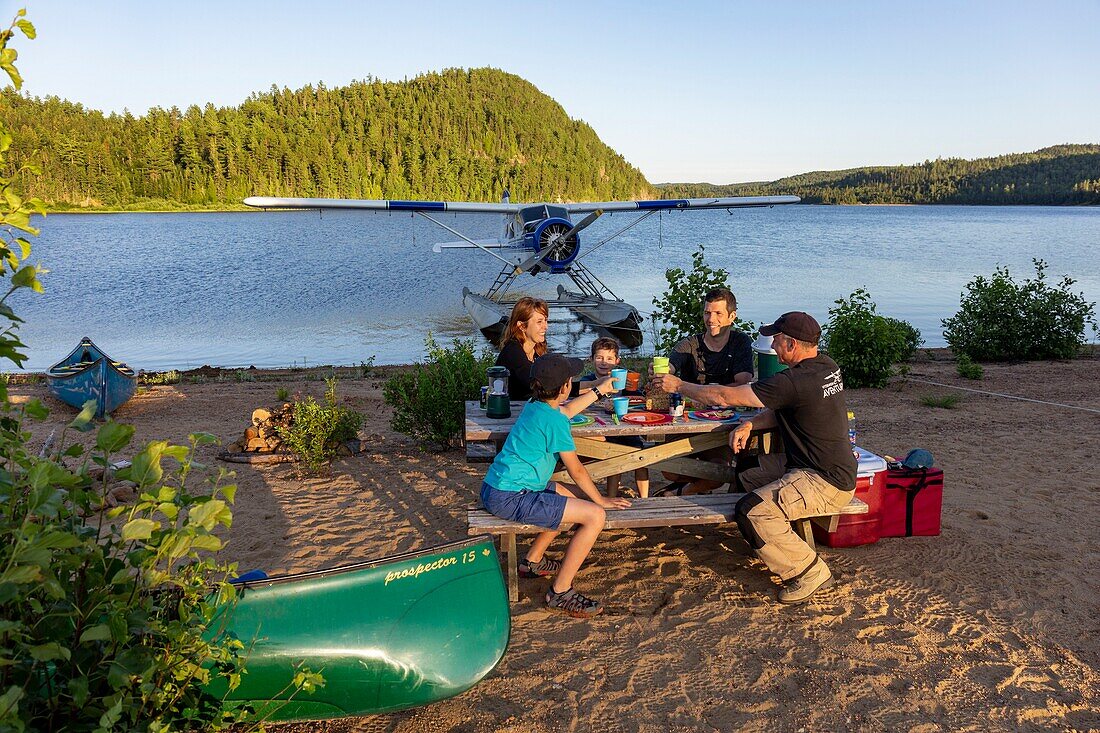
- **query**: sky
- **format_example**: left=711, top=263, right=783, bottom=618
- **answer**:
left=5, top=0, right=1098, bottom=183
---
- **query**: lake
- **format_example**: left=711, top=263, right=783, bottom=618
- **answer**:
left=14, top=205, right=1100, bottom=371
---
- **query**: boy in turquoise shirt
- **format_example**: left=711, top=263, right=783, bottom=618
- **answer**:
left=482, top=353, right=630, bottom=617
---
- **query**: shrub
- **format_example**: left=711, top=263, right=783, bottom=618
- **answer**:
left=650, top=244, right=754, bottom=353
left=1, top=411, right=253, bottom=731
left=956, top=354, right=984, bottom=380
left=383, top=334, right=495, bottom=449
left=276, top=376, right=364, bottom=473
left=275, top=386, right=290, bottom=401
left=822, top=289, right=924, bottom=388
left=141, top=369, right=181, bottom=385
left=0, top=17, right=318, bottom=728
left=921, top=393, right=962, bottom=409
left=942, top=259, right=1097, bottom=362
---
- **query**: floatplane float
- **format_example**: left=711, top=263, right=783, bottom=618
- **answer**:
left=244, top=193, right=799, bottom=347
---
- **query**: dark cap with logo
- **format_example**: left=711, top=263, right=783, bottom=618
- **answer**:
left=759, top=311, right=822, bottom=344
left=530, top=353, right=584, bottom=393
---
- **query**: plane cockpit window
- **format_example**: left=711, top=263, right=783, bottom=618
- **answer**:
left=519, top=205, right=569, bottom=224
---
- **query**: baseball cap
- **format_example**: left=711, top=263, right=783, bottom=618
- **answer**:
left=530, top=353, right=584, bottom=393
left=759, top=311, right=822, bottom=344
left=902, top=448, right=935, bottom=470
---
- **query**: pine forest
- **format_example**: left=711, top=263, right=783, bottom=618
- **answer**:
left=2, top=67, right=1097, bottom=209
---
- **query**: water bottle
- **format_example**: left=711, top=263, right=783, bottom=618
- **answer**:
left=847, top=410, right=857, bottom=447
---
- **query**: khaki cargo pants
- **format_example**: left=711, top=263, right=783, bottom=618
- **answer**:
left=736, top=454, right=854, bottom=580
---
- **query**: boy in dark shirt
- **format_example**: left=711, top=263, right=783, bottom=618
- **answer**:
left=575, top=337, right=650, bottom=497
left=652, top=311, right=856, bottom=605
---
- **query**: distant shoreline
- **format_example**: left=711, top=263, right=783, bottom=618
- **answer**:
left=41, top=201, right=1100, bottom=214
left=11, top=346, right=1099, bottom=380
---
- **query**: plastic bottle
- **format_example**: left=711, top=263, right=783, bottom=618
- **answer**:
left=847, top=410, right=857, bottom=447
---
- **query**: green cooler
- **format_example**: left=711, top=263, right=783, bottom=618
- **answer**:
left=753, top=334, right=787, bottom=379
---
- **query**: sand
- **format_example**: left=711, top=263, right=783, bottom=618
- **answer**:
left=13, top=353, right=1099, bottom=732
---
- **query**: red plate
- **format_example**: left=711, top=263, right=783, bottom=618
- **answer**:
left=621, top=411, right=673, bottom=426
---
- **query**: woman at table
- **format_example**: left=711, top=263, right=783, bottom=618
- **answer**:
left=496, top=296, right=550, bottom=401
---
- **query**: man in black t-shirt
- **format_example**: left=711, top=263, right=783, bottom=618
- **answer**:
left=668, top=287, right=754, bottom=387
left=653, top=311, right=856, bottom=605
left=659, top=287, right=753, bottom=496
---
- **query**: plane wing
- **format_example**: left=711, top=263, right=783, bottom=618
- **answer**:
left=565, top=195, right=800, bottom=213
left=243, top=196, right=520, bottom=213
left=243, top=194, right=799, bottom=214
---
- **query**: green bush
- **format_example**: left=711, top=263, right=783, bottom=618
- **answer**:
left=0, top=17, right=322, bottom=728
left=1, top=409, right=253, bottom=731
left=383, top=335, right=495, bottom=449
left=956, top=354, right=984, bottom=380
left=650, top=244, right=754, bottom=353
left=276, top=376, right=364, bottom=473
left=822, top=289, right=924, bottom=388
left=942, top=259, right=1097, bottom=362
left=141, top=369, right=180, bottom=385
left=921, top=393, right=962, bottom=409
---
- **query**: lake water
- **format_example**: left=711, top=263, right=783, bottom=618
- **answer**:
left=13, top=205, right=1100, bottom=371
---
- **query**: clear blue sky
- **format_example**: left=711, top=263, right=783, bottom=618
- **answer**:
left=6, top=0, right=1098, bottom=183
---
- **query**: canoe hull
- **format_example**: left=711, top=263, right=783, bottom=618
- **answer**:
left=46, top=337, right=136, bottom=419
left=210, top=536, right=510, bottom=722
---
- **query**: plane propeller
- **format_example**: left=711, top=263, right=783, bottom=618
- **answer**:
left=514, top=208, right=603, bottom=274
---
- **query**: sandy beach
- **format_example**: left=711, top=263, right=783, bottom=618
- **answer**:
left=12, top=353, right=1099, bottom=732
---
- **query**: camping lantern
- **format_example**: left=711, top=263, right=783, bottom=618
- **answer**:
left=486, top=366, right=511, bottom=419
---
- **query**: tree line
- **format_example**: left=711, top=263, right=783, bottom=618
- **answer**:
left=658, top=145, right=1100, bottom=205
left=2, top=68, right=651, bottom=209
left=2, top=64, right=1097, bottom=209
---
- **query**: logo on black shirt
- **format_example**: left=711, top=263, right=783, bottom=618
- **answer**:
left=822, top=368, right=844, bottom=398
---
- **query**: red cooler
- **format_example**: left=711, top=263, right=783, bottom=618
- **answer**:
left=881, top=466, right=943, bottom=537
left=812, top=447, right=887, bottom=548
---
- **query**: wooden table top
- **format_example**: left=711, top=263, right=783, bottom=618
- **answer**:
left=464, top=400, right=755, bottom=442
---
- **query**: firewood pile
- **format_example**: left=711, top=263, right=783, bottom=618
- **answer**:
left=226, top=404, right=293, bottom=453
left=217, top=404, right=301, bottom=463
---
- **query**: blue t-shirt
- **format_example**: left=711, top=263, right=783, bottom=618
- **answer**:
left=484, top=400, right=575, bottom=492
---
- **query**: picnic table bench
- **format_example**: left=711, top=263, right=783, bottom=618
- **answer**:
left=468, top=493, right=869, bottom=602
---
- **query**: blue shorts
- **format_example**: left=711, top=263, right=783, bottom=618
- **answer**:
left=480, top=481, right=567, bottom=530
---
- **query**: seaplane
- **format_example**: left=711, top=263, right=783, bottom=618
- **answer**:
left=243, top=192, right=800, bottom=347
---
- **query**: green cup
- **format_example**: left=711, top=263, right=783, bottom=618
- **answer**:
left=652, top=356, right=670, bottom=375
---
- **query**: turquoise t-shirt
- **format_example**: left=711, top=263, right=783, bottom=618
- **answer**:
left=484, top=400, right=575, bottom=492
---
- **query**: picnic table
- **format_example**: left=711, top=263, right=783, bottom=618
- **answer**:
left=464, top=400, right=764, bottom=486
left=463, top=400, right=870, bottom=603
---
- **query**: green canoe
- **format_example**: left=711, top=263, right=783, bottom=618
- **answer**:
left=207, top=535, right=510, bottom=722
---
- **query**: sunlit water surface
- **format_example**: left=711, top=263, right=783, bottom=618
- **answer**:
left=15, top=205, right=1099, bottom=371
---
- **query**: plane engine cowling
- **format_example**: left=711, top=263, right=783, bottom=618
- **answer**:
left=530, top=217, right=580, bottom=273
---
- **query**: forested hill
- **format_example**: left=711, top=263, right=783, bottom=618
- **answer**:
left=2, top=68, right=652, bottom=210
left=658, top=145, right=1100, bottom=205
left=3, top=66, right=1097, bottom=209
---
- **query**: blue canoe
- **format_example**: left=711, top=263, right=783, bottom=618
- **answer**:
left=46, top=337, right=137, bottom=419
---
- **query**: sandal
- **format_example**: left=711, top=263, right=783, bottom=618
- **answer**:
left=519, top=556, right=561, bottom=578
left=545, top=587, right=602, bottom=618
